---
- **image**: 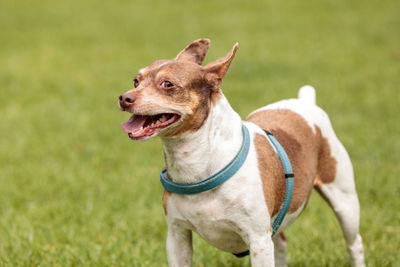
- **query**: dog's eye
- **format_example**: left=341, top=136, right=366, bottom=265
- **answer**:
left=133, top=78, right=139, bottom=88
left=161, top=81, right=174, bottom=89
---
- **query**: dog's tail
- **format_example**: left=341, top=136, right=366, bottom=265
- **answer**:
left=298, top=85, right=316, bottom=105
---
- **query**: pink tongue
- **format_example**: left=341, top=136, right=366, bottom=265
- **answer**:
left=121, top=115, right=147, bottom=133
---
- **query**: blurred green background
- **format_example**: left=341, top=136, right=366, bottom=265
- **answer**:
left=0, top=0, right=399, bottom=265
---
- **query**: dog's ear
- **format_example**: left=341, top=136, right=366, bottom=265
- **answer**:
left=203, top=43, right=238, bottom=89
left=174, top=38, right=211, bottom=65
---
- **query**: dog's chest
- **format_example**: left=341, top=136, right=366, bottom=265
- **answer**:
left=168, top=192, right=251, bottom=253
left=165, top=149, right=271, bottom=253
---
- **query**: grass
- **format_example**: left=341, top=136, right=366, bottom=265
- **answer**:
left=0, top=0, right=399, bottom=265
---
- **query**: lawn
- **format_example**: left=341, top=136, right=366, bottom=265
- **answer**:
left=0, top=0, right=399, bottom=266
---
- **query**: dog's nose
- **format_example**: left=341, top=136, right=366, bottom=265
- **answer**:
left=119, top=93, right=136, bottom=107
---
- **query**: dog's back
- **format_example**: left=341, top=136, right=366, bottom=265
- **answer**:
left=246, top=86, right=341, bottom=217
left=246, top=86, right=364, bottom=267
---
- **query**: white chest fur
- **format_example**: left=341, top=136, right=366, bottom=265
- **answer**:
left=165, top=143, right=270, bottom=254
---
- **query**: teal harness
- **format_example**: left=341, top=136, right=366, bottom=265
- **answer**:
left=159, top=124, right=294, bottom=257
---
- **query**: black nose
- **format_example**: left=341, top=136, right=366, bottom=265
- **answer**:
left=119, top=93, right=136, bottom=107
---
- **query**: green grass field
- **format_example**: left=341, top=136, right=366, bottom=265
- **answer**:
left=1, top=0, right=399, bottom=265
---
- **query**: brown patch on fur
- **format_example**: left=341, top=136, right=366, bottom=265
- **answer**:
left=316, top=135, right=337, bottom=184
left=171, top=80, right=212, bottom=136
left=248, top=109, right=336, bottom=216
left=162, top=190, right=172, bottom=215
left=253, top=252, right=258, bottom=258
left=253, top=133, right=285, bottom=216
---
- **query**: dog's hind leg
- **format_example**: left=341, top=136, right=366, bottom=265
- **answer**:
left=315, top=136, right=365, bottom=267
left=273, top=232, right=287, bottom=267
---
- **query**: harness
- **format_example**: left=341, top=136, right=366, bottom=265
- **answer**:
left=159, top=124, right=294, bottom=257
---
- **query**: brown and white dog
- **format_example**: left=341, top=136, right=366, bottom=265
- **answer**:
left=118, top=39, right=365, bottom=267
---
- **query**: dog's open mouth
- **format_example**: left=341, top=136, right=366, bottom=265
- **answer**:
left=121, top=113, right=181, bottom=140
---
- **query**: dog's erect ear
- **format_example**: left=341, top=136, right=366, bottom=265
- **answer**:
left=204, top=43, right=238, bottom=89
left=174, top=39, right=211, bottom=65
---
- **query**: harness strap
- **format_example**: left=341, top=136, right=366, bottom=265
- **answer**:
left=160, top=124, right=250, bottom=194
left=233, top=130, right=294, bottom=258
left=264, top=130, right=294, bottom=236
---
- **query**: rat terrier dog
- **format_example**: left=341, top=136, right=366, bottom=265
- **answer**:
left=118, top=39, right=365, bottom=267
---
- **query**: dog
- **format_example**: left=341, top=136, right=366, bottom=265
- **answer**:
left=118, top=39, right=365, bottom=267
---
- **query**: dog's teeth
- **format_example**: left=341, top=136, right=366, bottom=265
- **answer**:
left=160, top=115, right=167, bottom=122
left=138, top=126, right=144, bottom=133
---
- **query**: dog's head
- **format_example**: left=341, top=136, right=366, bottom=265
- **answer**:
left=119, top=39, right=238, bottom=141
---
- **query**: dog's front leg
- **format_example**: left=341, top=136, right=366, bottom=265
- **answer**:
left=166, top=225, right=193, bottom=267
left=249, top=233, right=275, bottom=267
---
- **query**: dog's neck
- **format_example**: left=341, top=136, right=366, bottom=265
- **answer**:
left=161, top=93, right=243, bottom=184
